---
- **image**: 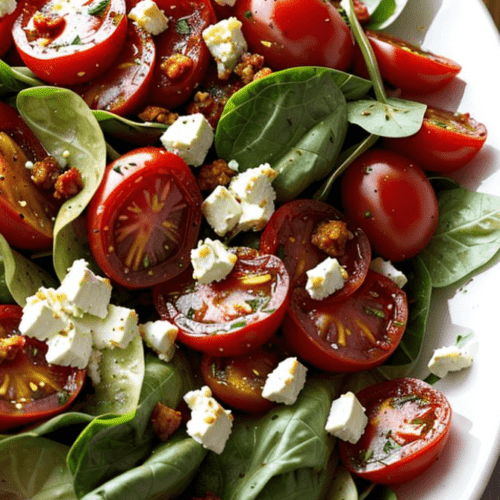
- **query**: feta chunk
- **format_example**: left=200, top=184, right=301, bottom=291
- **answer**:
left=191, top=238, right=237, bottom=284
left=261, top=357, right=307, bottom=405
left=0, top=0, right=16, bottom=18
left=160, top=114, right=213, bottom=167
left=87, top=348, right=103, bottom=386
left=428, top=345, right=474, bottom=378
left=325, top=392, right=368, bottom=444
left=128, top=0, right=169, bottom=35
left=140, top=320, right=178, bottom=362
left=369, top=257, right=408, bottom=288
left=184, top=386, right=233, bottom=454
left=306, top=257, right=346, bottom=300
left=202, top=17, right=247, bottom=79
left=202, top=185, right=242, bottom=236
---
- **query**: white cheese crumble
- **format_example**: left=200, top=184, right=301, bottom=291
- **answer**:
left=201, top=185, right=242, bottom=237
left=369, top=257, right=408, bottom=288
left=139, top=320, right=178, bottom=362
left=261, top=357, right=307, bottom=405
left=305, top=257, right=346, bottom=300
left=128, top=0, right=169, bottom=35
left=428, top=345, right=474, bottom=378
left=190, top=238, right=237, bottom=284
left=0, top=0, right=16, bottom=18
left=325, top=392, right=368, bottom=444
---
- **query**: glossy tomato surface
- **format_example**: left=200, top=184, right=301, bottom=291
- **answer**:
left=282, top=270, right=407, bottom=372
left=384, top=107, right=488, bottom=173
left=87, top=147, right=203, bottom=289
left=341, top=149, right=439, bottom=262
left=12, top=0, right=128, bottom=85
left=340, top=378, right=452, bottom=484
left=235, top=0, right=354, bottom=71
left=153, top=248, right=290, bottom=357
left=0, top=0, right=24, bottom=57
left=0, top=305, right=86, bottom=432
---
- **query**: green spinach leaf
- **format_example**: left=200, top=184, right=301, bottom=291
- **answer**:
left=0, top=61, right=43, bottom=96
left=325, top=465, right=358, bottom=500
left=363, top=0, right=409, bottom=29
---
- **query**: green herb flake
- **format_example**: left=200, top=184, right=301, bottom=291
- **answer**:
left=176, top=18, right=191, bottom=35
left=383, top=436, right=401, bottom=455
left=231, top=320, right=247, bottom=329
left=364, top=306, right=385, bottom=318
left=57, top=391, right=70, bottom=406
left=88, top=0, right=110, bottom=16
left=72, top=35, right=82, bottom=45
left=186, top=308, right=196, bottom=320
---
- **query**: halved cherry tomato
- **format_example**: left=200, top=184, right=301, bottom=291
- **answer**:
left=72, top=21, right=156, bottom=116
left=339, top=378, right=452, bottom=484
left=384, top=107, right=488, bottom=173
left=0, top=101, right=60, bottom=251
left=353, top=30, right=461, bottom=94
left=153, top=247, right=290, bottom=357
left=87, top=147, right=203, bottom=289
left=282, top=270, right=407, bottom=372
left=0, top=305, right=86, bottom=432
left=332, top=0, right=370, bottom=23
left=340, top=149, right=439, bottom=262
left=12, top=0, right=128, bottom=85
left=235, top=0, right=354, bottom=72
left=260, top=199, right=371, bottom=301
left=0, top=1, right=24, bottom=58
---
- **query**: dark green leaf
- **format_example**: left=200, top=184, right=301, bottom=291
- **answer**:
left=88, top=0, right=110, bottom=16
left=0, top=61, right=43, bottom=96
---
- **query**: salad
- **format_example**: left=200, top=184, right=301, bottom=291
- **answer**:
left=1, top=0, right=500, bottom=499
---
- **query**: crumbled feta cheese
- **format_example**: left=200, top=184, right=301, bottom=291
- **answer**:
left=160, top=114, right=214, bottom=167
left=190, top=238, right=237, bottom=284
left=202, top=17, right=247, bottom=79
left=428, top=345, right=474, bottom=378
left=128, top=0, right=169, bottom=35
left=325, top=392, right=368, bottom=444
left=0, top=0, right=16, bottom=18
left=184, top=386, right=233, bottom=454
left=261, top=357, right=307, bottom=405
left=369, top=257, right=408, bottom=288
left=202, top=185, right=242, bottom=237
left=140, top=320, right=178, bottom=362
left=306, top=257, right=346, bottom=300
left=87, top=348, right=103, bottom=386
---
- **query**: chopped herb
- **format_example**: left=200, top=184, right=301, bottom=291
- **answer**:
left=186, top=308, right=196, bottom=320
left=391, top=394, right=426, bottom=408
left=113, top=165, right=123, bottom=174
left=176, top=18, right=191, bottom=35
left=383, top=436, right=401, bottom=454
left=231, top=320, right=247, bottom=329
left=72, top=35, right=82, bottom=45
left=244, top=10, right=253, bottom=19
left=364, top=306, right=385, bottom=318
left=57, top=391, right=70, bottom=406
left=143, top=255, right=150, bottom=269
left=358, top=447, right=374, bottom=465
left=88, top=0, right=110, bottom=16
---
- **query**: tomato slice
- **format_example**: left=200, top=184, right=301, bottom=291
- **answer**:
left=339, top=378, right=452, bottom=484
left=87, top=147, right=203, bottom=289
left=0, top=305, right=86, bottom=432
left=282, top=270, right=408, bottom=372
left=153, top=247, right=290, bottom=357
left=384, top=106, right=488, bottom=173
left=0, top=1, right=24, bottom=57
left=260, top=199, right=371, bottom=301
left=12, top=0, right=128, bottom=85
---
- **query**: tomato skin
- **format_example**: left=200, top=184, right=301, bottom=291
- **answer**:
left=12, top=0, right=128, bottom=85
left=234, top=0, right=354, bottom=72
left=0, top=305, right=86, bottom=432
left=384, top=107, right=488, bottom=173
left=87, top=147, right=203, bottom=289
left=340, top=149, right=439, bottom=262
left=353, top=30, right=461, bottom=94
left=339, top=378, right=452, bottom=484
left=0, top=1, right=24, bottom=57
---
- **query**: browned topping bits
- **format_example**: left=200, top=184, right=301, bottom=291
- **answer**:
left=30, top=156, right=61, bottom=190
left=53, top=167, right=84, bottom=200
left=0, top=336, right=26, bottom=364
left=151, top=402, right=183, bottom=442
left=311, top=219, right=353, bottom=257
left=138, top=105, right=179, bottom=125
left=234, top=53, right=272, bottom=84
left=160, top=53, right=194, bottom=81
left=196, top=159, right=237, bottom=192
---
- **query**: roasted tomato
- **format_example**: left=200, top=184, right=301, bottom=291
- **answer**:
left=339, top=378, right=452, bottom=484
left=282, top=270, right=407, bottom=372
left=260, top=199, right=371, bottom=301
left=235, top=0, right=355, bottom=71
left=0, top=305, right=86, bottom=432
left=153, top=247, right=290, bottom=357
left=340, top=149, right=439, bottom=262
left=0, top=0, right=24, bottom=58
left=0, top=101, right=60, bottom=251
left=87, top=147, right=203, bottom=289
left=12, top=0, right=128, bottom=85
left=384, top=107, right=488, bottom=173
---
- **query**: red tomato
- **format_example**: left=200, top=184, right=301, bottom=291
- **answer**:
left=332, top=0, right=370, bottom=23
left=0, top=305, right=86, bottom=432
left=282, top=270, right=407, bottom=372
left=384, top=107, right=488, bottom=173
left=0, top=1, right=24, bottom=57
left=71, top=21, right=156, bottom=116
left=234, top=0, right=354, bottom=71
left=260, top=199, right=371, bottom=301
left=153, top=247, right=290, bottom=357
left=87, top=147, right=203, bottom=289
left=0, top=101, right=60, bottom=251
left=353, top=30, right=461, bottom=94
left=12, top=0, right=128, bottom=85
left=339, top=378, right=452, bottom=484
left=340, top=149, right=439, bottom=262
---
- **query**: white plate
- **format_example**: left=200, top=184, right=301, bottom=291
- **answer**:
left=383, top=0, right=500, bottom=499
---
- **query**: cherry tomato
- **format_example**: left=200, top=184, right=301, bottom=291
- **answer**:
left=0, top=1, right=24, bottom=58
left=332, top=0, right=370, bottom=23
left=0, top=101, right=60, bottom=251
left=260, top=199, right=371, bottom=301
left=72, top=21, right=156, bottom=117
left=340, top=149, right=439, bottom=262
left=353, top=30, right=461, bottom=94
left=153, top=247, right=290, bottom=357
left=234, top=0, right=354, bottom=72
left=339, top=378, right=452, bottom=484
left=384, top=107, right=488, bottom=173
left=0, top=305, right=86, bottom=432
left=282, top=270, right=407, bottom=372
left=12, top=0, right=128, bottom=85
left=87, top=147, right=203, bottom=289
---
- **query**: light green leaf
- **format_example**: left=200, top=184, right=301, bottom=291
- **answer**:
left=325, top=465, right=358, bottom=500
left=0, top=60, right=43, bottom=96
left=363, top=0, right=409, bottom=29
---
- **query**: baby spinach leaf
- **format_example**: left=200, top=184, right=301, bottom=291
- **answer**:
left=215, top=67, right=349, bottom=202
left=0, top=257, right=14, bottom=303
left=0, top=61, right=43, bottom=96
left=325, top=465, right=358, bottom=500
left=363, top=0, right=409, bottom=30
